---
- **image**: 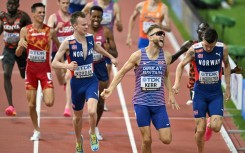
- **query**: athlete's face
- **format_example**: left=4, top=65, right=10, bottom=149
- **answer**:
left=74, top=17, right=88, bottom=36
left=58, top=0, right=70, bottom=13
left=6, top=0, right=19, bottom=15
left=32, top=7, right=45, bottom=24
left=197, top=23, right=209, bottom=41
left=90, top=10, right=103, bottom=29
left=149, top=28, right=165, bottom=48
left=202, top=39, right=216, bottom=53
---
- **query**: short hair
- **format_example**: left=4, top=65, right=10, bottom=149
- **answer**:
left=31, top=3, right=45, bottom=13
left=146, top=24, right=163, bottom=35
left=7, top=0, right=19, bottom=4
left=197, top=22, right=210, bottom=32
left=203, top=28, right=218, bottom=43
left=70, top=11, right=86, bottom=25
left=90, top=6, right=103, bottom=15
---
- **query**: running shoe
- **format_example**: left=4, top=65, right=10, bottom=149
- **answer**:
left=204, top=117, right=212, bottom=141
left=76, top=136, right=84, bottom=153
left=104, top=104, right=109, bottom=111
left=186, top=100, right=193, bottom=105
left=90, top=133, right=99, bottom=151
left=95, top=127, right=103, bottom=141
left=63, top=108, right=71, bottom=117
left=30, top=130, right=40, bottom=141
left=5, top=106, right=16, bottom=116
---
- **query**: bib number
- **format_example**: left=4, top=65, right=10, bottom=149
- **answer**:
left=140, top=76, right=161, bottom=91
left=199, top=71, right=219, bottom=84
left=101, top=12, right=113, bottom=25
left=3, top=32, right=20, bottom=43
left=74, top=63, right=93, bottom=78
left=143, top=22, right=154, bottom=33
left=28, top=50, right=46, bottom=62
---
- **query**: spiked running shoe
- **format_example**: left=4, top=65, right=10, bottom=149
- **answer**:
left=95, top=127, right=103, bottom=141
left=30, top=130, right=40, bottom=141
left=5, top=106, right=16, bottom=116
left=76, top=136, right=84, bottom=153
left=90, top=134, right=99, bottom=151
left=63, top=108, right=71, bottom=117
left=204, top=117, right=212, bottom=141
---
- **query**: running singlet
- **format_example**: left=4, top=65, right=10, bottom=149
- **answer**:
left=0, top=10, right=31, bottom=48
left=67, top=34, right=95, bottom=79
left=193, top=42, right=224, bottom=93
left=132, top=48, right=166, bottom=106
left=94, top=0, right=114, bottom=31
left=187, top=40, right=198, bottom=90
left=52, top=12, right=73, bottom=52
left=139, top=1, right=163, bottom=39
left=93, top=26, right=106, bottom=63
left=26, top=24, right=51, bottom=68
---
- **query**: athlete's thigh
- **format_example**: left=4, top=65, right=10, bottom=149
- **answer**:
left=151, top=105, right=170, bottom=129
left=42, top=87, right=54, bottom=105
left=39, top=71, right=54, bottom=89
left=2, top=47, right=15, bottom=66
left=193, top=91, right=208, bottom=118
left=2, top=47, right=15, bottom=73
left=134, top=104, right=151, bottom=127
left=15, top=50, right=27, bottom=78
left=70, top=78, right=86, bottom=111
left=208, top=93, right=223, bottom=116
left=26, top=89, right=37, bottom=106
left=25, top=69, right=38, bottom=90
left=85, top=79, right=99, bottom=102
left=139, top=125, right=151, bottom=140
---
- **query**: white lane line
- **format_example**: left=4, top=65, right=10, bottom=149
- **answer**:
left=112, top=66, right=138, bottom=153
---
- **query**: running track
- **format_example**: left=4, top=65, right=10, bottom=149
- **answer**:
left=0, top=0, right=237, bottom=152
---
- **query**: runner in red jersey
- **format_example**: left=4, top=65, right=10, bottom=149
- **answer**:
left=16, top=2, right=60, bottom=141
left=0, top=0, right=32, bottom=116
left=48, top=0, right=74, bottom=117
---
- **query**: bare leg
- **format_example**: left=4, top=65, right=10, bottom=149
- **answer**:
left=87, top=98, right=98, bottom=134
left=96, top=80, right=108, bottom=126
left=26, top=89, right=39, bottom=131
left=139, top=126, right=152, bottom=153
left=158, top=127, right=172, bottom=144
left=73, top=109, right=83, bottom=143
left=3, top=63, right=14, bottom=106
left=194, top=118, right=206, bottom=153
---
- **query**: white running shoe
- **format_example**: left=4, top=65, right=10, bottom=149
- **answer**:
left=30, top=130, right=40, bottom=141
left=95, top=127, right=103, bottom=141
left=186, top=100, right=193, bottom=105
left=104, top=104, right=109, bottom=111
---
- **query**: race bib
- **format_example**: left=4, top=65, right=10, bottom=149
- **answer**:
left=199, top=71, right=219, bottom=84
left=143, top=21, right=154, bottom=33
left=101, top=12, right=113, bottom=25
left=3, top=31, right=20, bottom=43
left=74, top=63, right=93, bottom=78
left=93, top=41, right=104, bottom=61
left=28, top=50, right=46, bottom=62
left=93, top=51, right=103, bottom=62
left=140, top=76, right=161, bottom=91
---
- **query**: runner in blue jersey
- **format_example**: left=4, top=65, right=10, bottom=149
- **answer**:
left=88, top=5, right=118, bottom=141
left=51, top=11, right=117, bottom=153
left=172, top=28, right=231, bottom=153
left=101, top=24, right=180, bottom=153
